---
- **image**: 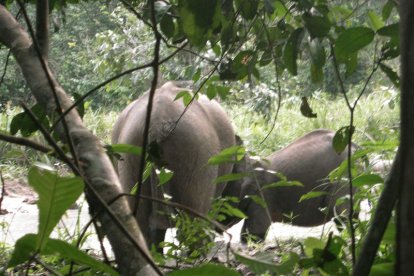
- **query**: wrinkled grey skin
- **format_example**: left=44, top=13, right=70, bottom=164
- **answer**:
left=112, top=82, right=236, bottom=246
left=239, top=129, right=355, bottom=240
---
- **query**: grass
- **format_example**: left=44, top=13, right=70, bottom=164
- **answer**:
left=228, top=86, right=399, bottom=157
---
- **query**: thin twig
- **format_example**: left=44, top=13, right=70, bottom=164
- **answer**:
left=0, top=132, right=52, bottom=154
left=0, top=171, right=5, bottom=212
left=0, top=49, right=11, bottom=86
left=134, top=0, right=163, bottom=215
left=329, top=42, right=356, bottom=266
left=259, top=13, right=283, bottom=145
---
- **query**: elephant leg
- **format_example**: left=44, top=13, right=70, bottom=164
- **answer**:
left=241, top=200, right=272, bottom=243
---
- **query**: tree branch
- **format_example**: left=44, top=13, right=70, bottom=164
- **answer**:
left=35, top=0, right=49, bottom=59
left=0, top=131, right=52, bottom=154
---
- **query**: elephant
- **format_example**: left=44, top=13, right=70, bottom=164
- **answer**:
left=236, top=129, right=356, bottom=241
left=111, top=81, right=236, bottom=248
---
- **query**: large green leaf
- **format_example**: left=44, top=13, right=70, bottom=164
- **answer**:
left=352, top=173, right=383, bottom=188
left=283, top=28, right=304, bottom=75
left=380, top=63, right=400, bottom=88
left=168, top=263, right=239, bottom=275
left=110, top=144, right=142, bottom=156
left=332, top=126, right=355, bottom=154
left=208, top=145, right=245, bottom=165
left=367, top=10, right=384, bottom=31
left=28, top=166, right=84, bottom=249
left=178, top=0, right=221, bottom=47
left=334, top=27, right=374, bottom=60
left=214, top=172, right=250, bottom=184
left=235, top=0, right=259, bottom=20
left=303, top=13, right=331, bottom=38
left=309, top=38, right=326, bottom=68
left=299, top=191, right=328, bottom=203
left=8, top=234, right=118, bottom=275
left=234, top=251, right=299, bottom=275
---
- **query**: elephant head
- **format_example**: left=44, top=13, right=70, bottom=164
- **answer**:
left=112, top=81, right=236, bottom=248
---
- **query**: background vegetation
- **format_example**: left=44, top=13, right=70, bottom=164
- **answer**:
left=0, top=0, right=403, bottom=275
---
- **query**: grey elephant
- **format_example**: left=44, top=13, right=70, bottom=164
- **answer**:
left=112, top=81, right=236, bottom=247
left=235, top=129, right=356, bottom=241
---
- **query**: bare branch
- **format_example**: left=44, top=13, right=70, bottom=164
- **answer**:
left=35, top=0, right=49, bottom=58
left=134, top=0, right=163, bottom=214
left=0, top=132, right=52, bottom=154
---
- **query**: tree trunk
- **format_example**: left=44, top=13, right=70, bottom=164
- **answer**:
left=397, top=0, right=414, bottom=274
left=0, top=5, right=158, bottom=275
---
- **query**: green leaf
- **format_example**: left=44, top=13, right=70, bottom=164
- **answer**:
left=334, top=27, right=374, bottom=60
left=262, top=180, right=303, bottom=190
left=332, top=126, right=355, bottom=154
left=214, top=172, right=249, bottom=184
left=371, top=262, right=394, bottom=276
left=174, top=90, right=193, bottom=106
left=168, top=263, right=239, bottom=275
left=28, top=166, right=84, bottom=249
left=206, top=84, right=217, bottom=100
left=309, top=39, right=326, bottom=68
left=111, top=144, right=142, bottom=156
left=178, top=0, right=221, bottom=47
left=235, top=0, right=258, bottom=20
left=222, top=203, right=246, bottom=219
left=352, top=174, right=383, bottom=187
left=367, top=10, right=384, bottom=31
left=382, top=0, right=395, bottom=21
left=303, top=13, right=331, bottom=38
left=192, top=68, right=201, bottom=82
left=9, top=104, right=49, bottom=137
left=234, top=251, right=299, bottom=275
left=310, top=63, right=323, bottom=83
left=156, top=168, right=174, bottom=186
left=380, top=63, right=400, bottom=88
left=8, top=234, right=37, bottom=267
left=247, top=195, right=267, bottom=209
left=304, top=237, right=325, bottom=257
left=345, top=52, right=358, bottom=76
left=217, top=86, right=231, bottom=100
left=377, top=23, right=399, bottom=44
left=9, top=234, right=117, bottom=275
left=283, top=28, right=304, bottom=75
left=208, top=146, right=245, bottom=165
left=160, top=14, right=175, bottom=39
left=44, top=238, right=118, bottom=275
left=299, top=191, right=328, bottom=203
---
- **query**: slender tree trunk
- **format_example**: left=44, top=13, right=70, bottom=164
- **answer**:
left=397, top=0, right=414, bottom=274
left=0, top=5, right=158, bottom=275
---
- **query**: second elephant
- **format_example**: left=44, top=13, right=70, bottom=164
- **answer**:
left=237, top=129, right=356, bottom=240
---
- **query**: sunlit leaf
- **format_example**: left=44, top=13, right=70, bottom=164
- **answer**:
left=299, top=191, right=328, bottom=203
left=352, top=174, right=383, bottom=187
left=333, top=126, right=355, bottom=154
left=110, top=144, right=142, bottom=156
left=334, top=27, right=374, bottom=60
left=214, top=172, right=249, bottom=184
left=208, top=146, right=245, bottom=165
left=28, top=166, right=84, bottom=250
left=367, top=10, right=384, bottom=31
